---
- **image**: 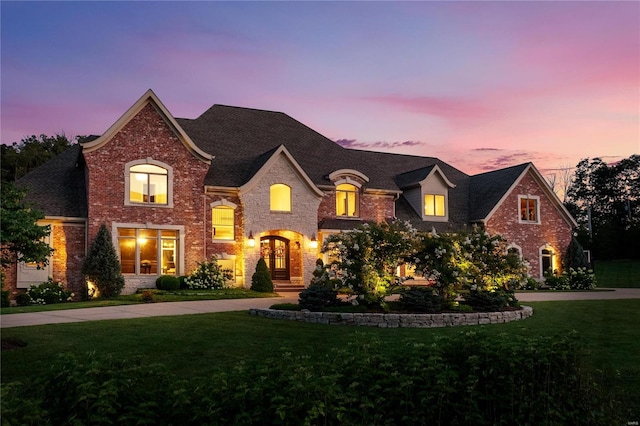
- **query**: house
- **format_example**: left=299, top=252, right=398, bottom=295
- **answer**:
left=5, top=89, right=577, bottom=297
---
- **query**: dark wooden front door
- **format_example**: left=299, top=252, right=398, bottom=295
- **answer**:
left=260, top=237, right=290, bottom=280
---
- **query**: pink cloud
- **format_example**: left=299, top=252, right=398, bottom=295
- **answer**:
left=361, top=94, right=492, bottom=122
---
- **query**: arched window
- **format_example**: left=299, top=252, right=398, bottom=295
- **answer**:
left=336, top=183, right=359, bottom=217
left=127, top=162, right=171, bottom=206
left=270, top=184, right=291, bottom=212
left=212, top=205, right=235, bottom=240
left=541, top=248, right=554, bottom=277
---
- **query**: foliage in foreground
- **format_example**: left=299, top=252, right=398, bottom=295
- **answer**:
left=1, top=332, right=622, bottom=425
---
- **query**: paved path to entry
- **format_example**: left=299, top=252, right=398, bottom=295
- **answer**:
left=1, top=289, right=639, bottom=329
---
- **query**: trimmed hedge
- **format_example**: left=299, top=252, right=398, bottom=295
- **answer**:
left=1, top=331, right=622, bottom=425
left=155, top=275, right=180, bottom=291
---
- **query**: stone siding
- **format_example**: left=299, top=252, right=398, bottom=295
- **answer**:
left=241, top=153, right=322, bottom=286
left=250, top=306, right=533, bottom=327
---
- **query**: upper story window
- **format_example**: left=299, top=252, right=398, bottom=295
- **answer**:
left=336, top=183, right=359, bottom=217
left=519, top=195, right=540, bottom=224
left=424, top=194, right=446, bottom=217
left=270, top=183, right=291, bottom=212
left=126, top=160, right=173, bottom=207
left=212, top=203, right=235, bottom=241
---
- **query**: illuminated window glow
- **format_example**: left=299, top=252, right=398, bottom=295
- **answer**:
left=519, top=195, right=540, bottom=223
left=129, top=164, right=168, bottom=205
left=424, top=194, right=446, bottom=217
left=336, top=183, right=359, bottom=217
left=118, top=228, right=178, bottom=275
left=212, top=206, right=234, bottom=240
left=270, top=184, right=291, bottom=212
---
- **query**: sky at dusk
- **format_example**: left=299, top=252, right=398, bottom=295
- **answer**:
left=2, top=1, right=638, bottom=178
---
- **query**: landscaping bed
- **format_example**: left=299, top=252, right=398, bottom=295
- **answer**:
left=251, top=305, right=533, bottom=327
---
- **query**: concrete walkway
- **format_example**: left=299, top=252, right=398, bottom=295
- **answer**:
left=1, top=289, right=639, bottom=329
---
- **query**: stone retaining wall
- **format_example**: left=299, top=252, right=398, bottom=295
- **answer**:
left=249, top=306, right=533, bottom=328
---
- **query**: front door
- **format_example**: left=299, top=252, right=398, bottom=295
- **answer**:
left=260, top=236, right=290, bottom=280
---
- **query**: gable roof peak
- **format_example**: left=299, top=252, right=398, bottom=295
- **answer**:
left=82, top=89, right=213, bottom=164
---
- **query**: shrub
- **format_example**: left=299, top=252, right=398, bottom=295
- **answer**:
left=545, top=270, right=571, bottom=290
left=185, top=256, right=233, bottom=289
left=463, top=289, right=518, bottom=312
left=251, top=258, right=273, bottom=293
left=178, top=275, right=188, bottom=289
left=16, top=278, right=73, bottom=305
left=140, top=290, right=155, bottom=303
left=155, top=275, right=180, bottom=291
left=0, top=333, right=622, bottom=425
left=1, top=289, right=10, bottom=307
left=15, top=293, right=31, bottom=307
left=397, top=286, right=443, bottom=313
left=82, top=224, right=125, bottom=298
left=567, top=267, right=597, bottom=290
left=298, top=285, right=339, bottom=311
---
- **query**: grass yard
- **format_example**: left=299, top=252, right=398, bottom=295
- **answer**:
left=2, top=299, right=639, bottom=419
left=595, top=259, right=640, bottom=288
left=0, top=288, right=279, bottom=315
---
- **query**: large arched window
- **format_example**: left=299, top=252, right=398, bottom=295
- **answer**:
left=126, top=160, right=173, bottom=207
left=336, top=183, right=359, bottom=217
left=270, top=184, right=291, bottom=212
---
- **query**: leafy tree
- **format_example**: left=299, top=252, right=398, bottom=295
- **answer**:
left=566, top=155, right=640, bottom=259
left=322, top=220, right=419, bottom=308
left=1, top=134, right=80, bottom=182
left=82, top=224, right=125, bottom=298
left=0, top=182, right=54, bottom=267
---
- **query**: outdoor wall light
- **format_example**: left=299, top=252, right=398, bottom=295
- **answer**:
left=309, top=233, right=318, bottom=249
left=248, top=231, right=255, bottom=247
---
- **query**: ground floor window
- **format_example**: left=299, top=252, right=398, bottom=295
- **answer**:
left=117, top=228, right=178, bottom=275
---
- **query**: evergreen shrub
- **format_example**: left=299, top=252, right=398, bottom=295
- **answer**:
left=155, top=275, right=180, bottom=291
left=251, top=258, right=273, bottom=293
left=397, top=286, right=443, bottom=313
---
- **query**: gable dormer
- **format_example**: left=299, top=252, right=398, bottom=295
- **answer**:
left=396, top=164, right=456, bottom=222
left=328, top=169, right=370, bottom=218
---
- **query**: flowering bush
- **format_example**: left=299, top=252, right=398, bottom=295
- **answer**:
left=185, top=256, right=233, bottom=289
left=16, top=278, right=73, bottom=306
left=545, top=267, right=596, bottom=290
left=322, top=220, right=418, bottom=308
left=411, top=226, right=528, bottom=306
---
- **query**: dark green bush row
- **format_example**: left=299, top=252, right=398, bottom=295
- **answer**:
left=1, top=332, right=621, bottom=425
left=155, top=275, right=180, bottom=291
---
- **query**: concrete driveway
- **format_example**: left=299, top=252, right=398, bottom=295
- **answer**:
left=1, top=289, right=638, bottom=329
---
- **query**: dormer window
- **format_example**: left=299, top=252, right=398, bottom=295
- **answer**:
left=424, top=194, right=446, bottom=217
left=125, top=160, right=173, bottom=207
left=336, top=183, right=359, bottom=217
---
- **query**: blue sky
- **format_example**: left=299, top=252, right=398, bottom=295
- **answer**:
left=2, top=1, right=638, bottom=176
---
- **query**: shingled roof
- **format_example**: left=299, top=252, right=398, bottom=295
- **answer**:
left=17, top=97, right=533, bottom=228
left=17, top=144, right=87, bottom=218
left=468, top=163, right=530, bottom=222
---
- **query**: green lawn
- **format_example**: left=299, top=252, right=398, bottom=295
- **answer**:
left=595, top=259, right=640, bottom=288
left=2, top=299, right=639, bottom=418
left=0, top=288, right=279, bottom=315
